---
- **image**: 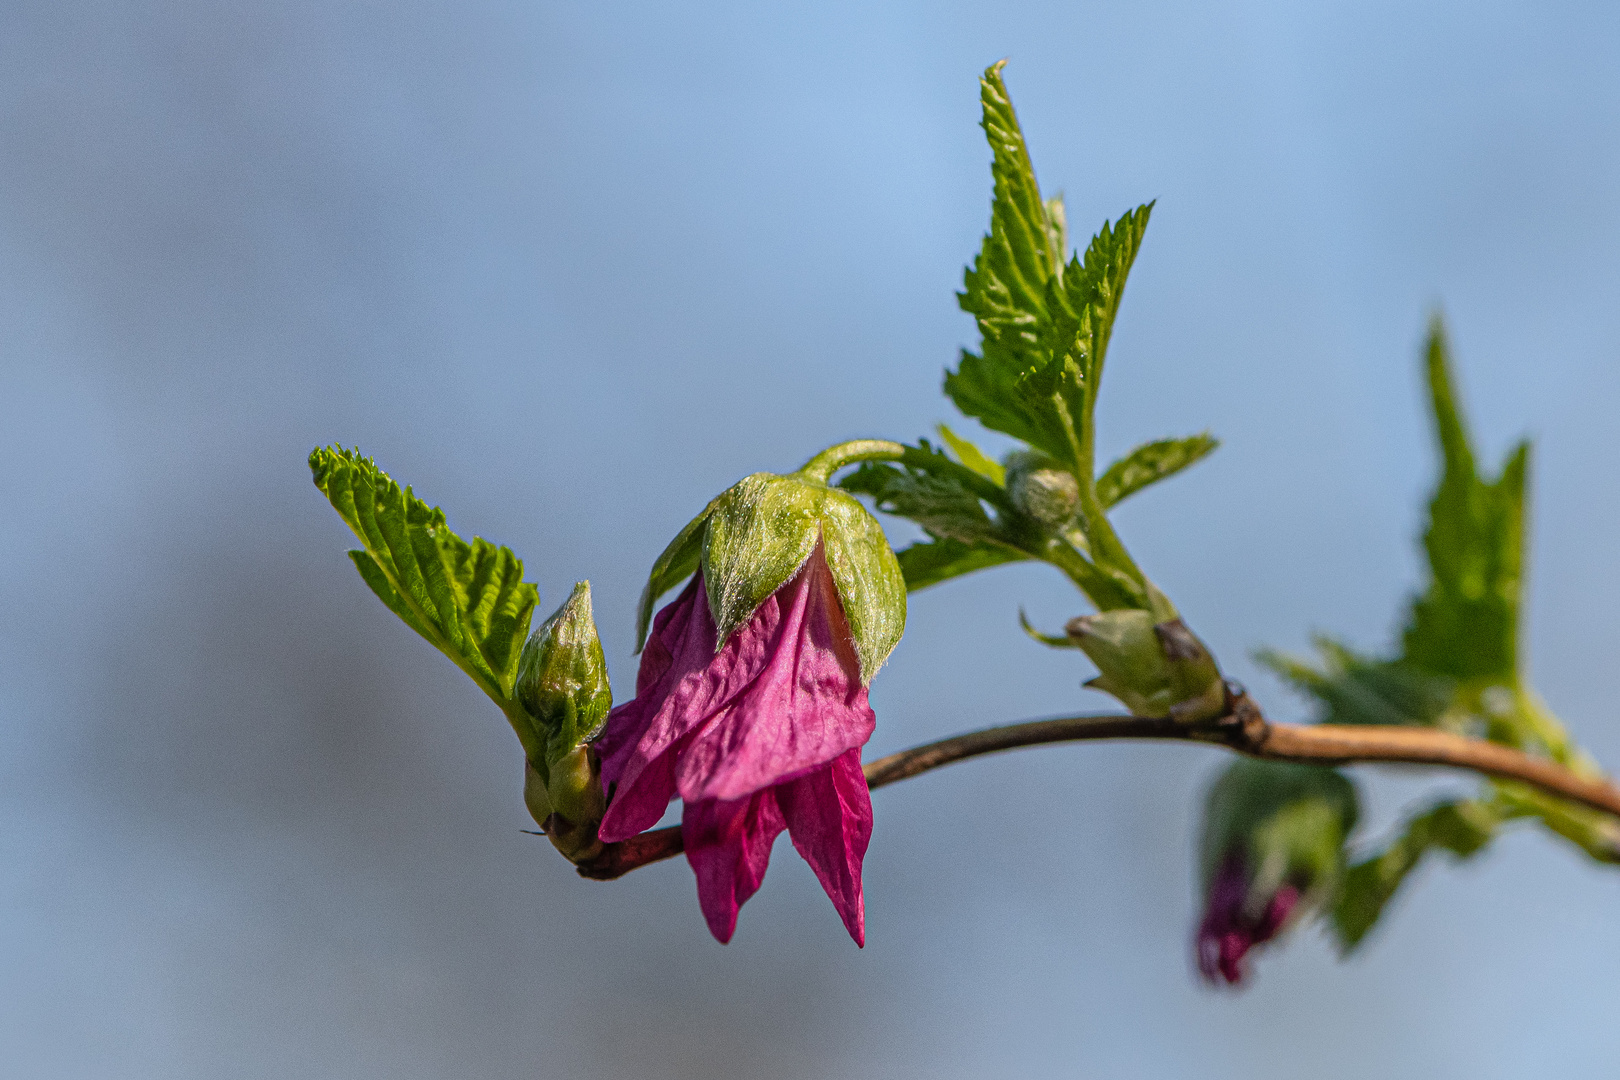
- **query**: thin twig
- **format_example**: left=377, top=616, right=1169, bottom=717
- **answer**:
left=572, top=693, right=1620, bottom=880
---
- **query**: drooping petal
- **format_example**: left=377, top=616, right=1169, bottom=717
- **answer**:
left=597, top=574, right=732, bottom=841
left=594, top=696, right=679, bottom=844
left=682, top=787, right=787, bottom=943
left=778, top=747, right=873, bottom=946
left=674, top=546, right=874, bottom=803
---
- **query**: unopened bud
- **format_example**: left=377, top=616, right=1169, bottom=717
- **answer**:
left=1004, top=451, right=1080, bottom=528
left=1196, top=760, right=1358, bottom=984
left=516, top=581, right=612, bottom=862
left=1065, top=610, right=1225, bottom=721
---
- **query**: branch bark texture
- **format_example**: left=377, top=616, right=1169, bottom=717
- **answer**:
left=573, top=693, right=1620, bottom=880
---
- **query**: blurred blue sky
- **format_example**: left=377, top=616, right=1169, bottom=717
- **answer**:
left=1, top=0, right=1618, bottom=1076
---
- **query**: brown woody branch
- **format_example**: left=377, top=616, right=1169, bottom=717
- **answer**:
left=573, top=691, right=1620, bottom=881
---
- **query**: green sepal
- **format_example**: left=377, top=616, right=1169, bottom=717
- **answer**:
left=1332, top=798, right=1501, bottom=951
left=635, top=493, right=719, bottom=652
left=818, top=486, right=908, bottom=683
left=1066, top=609, right=1224, bottom=720
left=1201, top=759, right=1359, bottom=911
left=701, top=472, right=826, bottom=648
left=309, top=446, right=539, bottom=715
left=1096, top=433, right=1219, bottom=509
left=653, top=472, right=906, bottom=684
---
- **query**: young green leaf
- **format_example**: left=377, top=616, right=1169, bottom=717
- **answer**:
left=1059, top=204, right=1154, bottom=409
left=936, top=423, right=1006, bottom=485
left=947, top=62, right=1076, bottom=463
left=1333, top=799, right=1503, bottom=951
left=1095, top=433, right=1218, bottom=509
left=958, top=60, right=1061, bottom=368
left=309, top=446, right=539, bottom=712
left=838, top=453, right=999, bottom=547
left=1402, top=317, right=1527, bottom=683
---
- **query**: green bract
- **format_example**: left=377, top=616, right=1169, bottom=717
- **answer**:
left=1065, top=610, right=1224, bottom=721
left=1201, top=760, right=1359, bottom=901
left=638, top=471, right=906, bottom=685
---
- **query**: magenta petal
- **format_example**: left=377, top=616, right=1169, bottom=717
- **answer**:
left=778, top=748, right=873, bottom=946
left=682, top=788, right=787, bottom=943
left=675, top=549, right=875, bottom=803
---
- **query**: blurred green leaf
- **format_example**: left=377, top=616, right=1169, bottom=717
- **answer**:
left=1096, top=433, right=1219, bottom=509
left=309, top=446, right=538, bottom=712
left=1257, top=637, right=1455, bottom=729
left=1491, top=781, right=1620, bottom=865
left=1403, top=317, right=1527, bottom=683
left=1333, top=799, right=1502, bottom=951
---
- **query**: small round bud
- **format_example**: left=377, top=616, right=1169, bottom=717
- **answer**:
left=1004, top=451, right=1080, bottom=528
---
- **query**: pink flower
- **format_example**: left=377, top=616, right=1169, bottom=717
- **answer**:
left=1195, top=853, right=1301, bottom=985
left=595, top=544, right=875, bottom=945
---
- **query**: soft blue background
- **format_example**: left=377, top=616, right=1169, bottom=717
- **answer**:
left=2, top=1, right=1618, bottom=1076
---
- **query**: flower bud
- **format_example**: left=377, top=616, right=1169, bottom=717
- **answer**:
left=515, top=581, right=612, bottom=862
left=640, top=471, right=906, bottom=685
left=1004, top=450, right=1080, bottom=529
left=1065, top=610, right=1225, bottom=721
left=1196, top=760, right=1358, bottom=984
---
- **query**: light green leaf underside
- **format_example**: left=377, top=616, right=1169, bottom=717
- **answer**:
left=1096, top=433, right=1218, bottom=509
left=936, top=423, right=1006, bottom=485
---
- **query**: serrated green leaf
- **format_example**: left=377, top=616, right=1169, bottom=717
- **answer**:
left=1402, top=318, right=1526, bottom=683
left=1333, top=799, right=1502, bottom=950
left=958, top=60, right=1061, bottom=363
left=838, top=458, right=997, bottom=547
left=1096, top=433, right=1219, bottom=509
left=310, top=446, right=539, bottom=712
left=893, top=537, right=1026, bottom=592
left=947, top=62, right=1076, bottom=464
left=1257, top=638, right=1456, bottom=729
left=936, top=423, right=1006, bottom=485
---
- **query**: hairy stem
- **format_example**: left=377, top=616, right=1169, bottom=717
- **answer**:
left=797, top=440, right=908, bottom=483
left=573, top=691, right=1620, bottom=880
